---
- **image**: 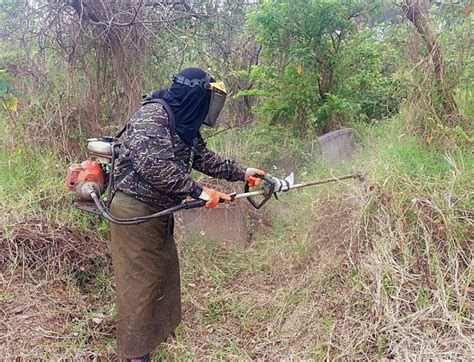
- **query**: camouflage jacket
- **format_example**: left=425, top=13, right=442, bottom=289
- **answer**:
left=113, top=102, right=246, bottom=210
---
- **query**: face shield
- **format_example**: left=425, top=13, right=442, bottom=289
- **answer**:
left=172, top=74, right=227, bottom=128
left=203, top=81, right=227, bottom=127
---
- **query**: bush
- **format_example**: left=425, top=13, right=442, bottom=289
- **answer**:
left=240, top=0, right=400, bottom=135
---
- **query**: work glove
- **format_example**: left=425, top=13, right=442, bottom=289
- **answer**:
left=199, top=186, right=232, bottom=209
left=245, top=167, right=266, bottom=187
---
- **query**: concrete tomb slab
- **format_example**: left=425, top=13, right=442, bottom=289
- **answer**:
left=176, top=204, right=250, bottom=247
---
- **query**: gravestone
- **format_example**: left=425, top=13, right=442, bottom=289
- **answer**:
left=313, top=128, right=359, bottom=167
left=176, top=203, right=250, bottom=247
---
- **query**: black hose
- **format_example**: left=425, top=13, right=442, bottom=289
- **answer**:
left=90, top=191, right=206, bottom=225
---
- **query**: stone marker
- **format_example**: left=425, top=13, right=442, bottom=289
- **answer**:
left=176, top=203, right=250, bottom=247
left=312, top=128, right=359, bottom=167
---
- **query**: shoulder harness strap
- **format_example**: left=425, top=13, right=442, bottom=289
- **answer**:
left=142, top=98, right=176, bottom=137
left=114, top=98, right=176, bottom=139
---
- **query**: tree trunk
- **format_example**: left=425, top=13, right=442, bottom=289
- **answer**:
left=65, top=0, right=146, bottom=121
left=402, top=0, right=460, bottom=124
left=108, top=30, right=143, bottom=115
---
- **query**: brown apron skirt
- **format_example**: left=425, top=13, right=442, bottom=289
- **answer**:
left=109, top=191, right=181, bottom=358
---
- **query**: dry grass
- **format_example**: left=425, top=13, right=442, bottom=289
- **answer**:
left=1, top=179, right=368, bottom=359
left=166, top=185, right=368, bottom=360
left=1, top=128, right=472, bottom=359
left=1, top=168, right=472, bottom=359
left=0, top=221, right=109, bottom=277
left=0, top=275, right=116, bottom=359
left=0, top=220, right=115, bottom=359
left=345, top=173, right=473, bottom=359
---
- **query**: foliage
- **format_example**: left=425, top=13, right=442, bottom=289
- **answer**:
left=334, top=27, right=404, bottom=120
left=313, top=93, right=360, bottom=129
left=0, top=70, right=19, bottom=111
left=240, top=0, right=398, bottom=135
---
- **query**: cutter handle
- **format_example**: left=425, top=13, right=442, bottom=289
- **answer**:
left=244, top=175, right=276, bottom=209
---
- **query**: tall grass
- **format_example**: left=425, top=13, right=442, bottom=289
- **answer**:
left=338, top=117, right=474, bottom=358
left=1, top=109, right=472, bottom=358
left=0, top=145, right=102, bottom=231
left=176, top=114, right=473, bottom=358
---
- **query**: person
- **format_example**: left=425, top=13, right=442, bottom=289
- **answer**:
left=109, top=67, right=265, bottom=360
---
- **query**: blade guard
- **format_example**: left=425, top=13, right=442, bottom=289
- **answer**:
left=244, top=175, right=277, bottom=209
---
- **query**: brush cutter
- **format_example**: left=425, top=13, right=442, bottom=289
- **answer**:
left=66, top=137, right=365, bottom=225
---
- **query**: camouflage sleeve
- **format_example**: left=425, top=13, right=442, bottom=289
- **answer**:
left=127, top=106, right=202, bottom=199
left=192, top=134, right=246, bottom=182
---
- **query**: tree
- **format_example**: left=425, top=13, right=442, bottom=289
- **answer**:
left=401, top=0, right=460, bottom=124
left=60, top=0, right=211, bottom=115
left=241, top=0, right=395, bottom=134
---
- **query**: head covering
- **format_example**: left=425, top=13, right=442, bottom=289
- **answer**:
left=150, top=67, right=214, bottom=145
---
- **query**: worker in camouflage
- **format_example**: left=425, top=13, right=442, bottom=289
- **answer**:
left=112, top=101, right=247, bottom=210
left=109, top=67, right=266, bottom=360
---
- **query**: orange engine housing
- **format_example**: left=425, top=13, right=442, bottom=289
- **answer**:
left=66, top=160, right=106, bottom=200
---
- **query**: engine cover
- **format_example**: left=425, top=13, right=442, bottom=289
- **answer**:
left=66, top=160, right=106, bottom=201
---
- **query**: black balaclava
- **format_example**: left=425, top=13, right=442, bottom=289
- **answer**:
left=151, top=67, right=214, bottom=146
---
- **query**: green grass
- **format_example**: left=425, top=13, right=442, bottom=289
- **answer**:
left=0, top=145, right=109, bottom=236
